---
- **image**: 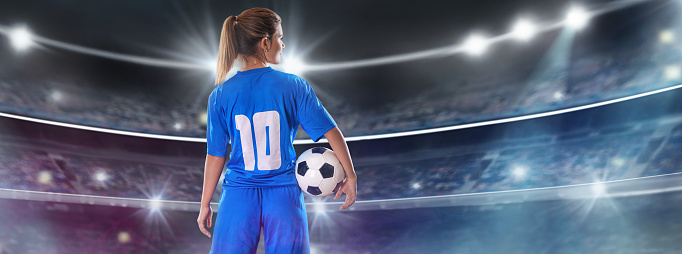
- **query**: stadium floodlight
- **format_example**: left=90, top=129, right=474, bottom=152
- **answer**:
left=283, top=57, right=305, bottom=75
left=9, top=25, right=34, bottom=52
left=50, top=90, right=63, bottom=102
left=565, top=6, right=590, bottom=30
left=95, top=171, right=108, bottom=182
left=512, top=165, right=527, bottom=180
left=511, top=19, right=537, bottom=41
left=150, top=197, right=162, bottom=210
left=197, top=111, right=208, bottom=126
left=412, top=182, right=421, bottom=190
left=37, top=171, right=52, bottom=184
left=314, top=201, right=326, bottom=214
left=205, top=59, right=217, bottom=72
left=659, top=30, right=675, bottom=44
left=591, top=182, right=606, bottom=196
left=118, top=231, right=131, bottom=244
left=610, top=157, right=625, bottom=167
left=665, top=65, right=681, bottom=81
left=461, top=34, right=489, bottom=56
left=173, top=122, right=184, bottom=131
left=553, top=91, right=564, bottom=100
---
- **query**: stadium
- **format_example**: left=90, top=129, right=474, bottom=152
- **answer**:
left=1, top=0, right=682, bottom=253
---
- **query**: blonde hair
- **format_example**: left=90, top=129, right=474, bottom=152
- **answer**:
left=215, top=8, right=281, bottom=86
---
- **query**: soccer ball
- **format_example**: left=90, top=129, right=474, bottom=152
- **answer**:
left=295, top=147, right=345, bottom=197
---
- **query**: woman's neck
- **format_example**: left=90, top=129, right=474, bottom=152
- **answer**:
left=241, top=57, right=268, bottom=71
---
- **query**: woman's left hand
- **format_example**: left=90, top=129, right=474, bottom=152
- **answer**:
left=334, top=177, right=357, bottom=211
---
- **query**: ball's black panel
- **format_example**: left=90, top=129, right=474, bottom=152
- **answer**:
left=319, top=163, right=335, bottom=178
left=311, top=147, right=327, bottom=154
left=307, top=186, right=322, bottom=195
left=297, top=162, right=308, bottom=176
left=333, top=181, right=342, bottom=193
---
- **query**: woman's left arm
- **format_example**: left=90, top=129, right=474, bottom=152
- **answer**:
left=324, top=127, right=357, bottom=210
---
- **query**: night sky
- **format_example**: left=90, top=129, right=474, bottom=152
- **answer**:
left=0, top=0, right=666, bottom=112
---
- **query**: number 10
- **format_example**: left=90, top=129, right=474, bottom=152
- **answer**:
left=235, top=111, right=282, bottom=171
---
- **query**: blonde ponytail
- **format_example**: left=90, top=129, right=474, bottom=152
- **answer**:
left=215, top=16, right=239, bottom=86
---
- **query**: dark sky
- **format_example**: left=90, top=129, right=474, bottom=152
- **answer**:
left=0, top=0, right=668, bottom=111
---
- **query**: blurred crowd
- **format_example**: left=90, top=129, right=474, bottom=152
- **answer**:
left=1, top=116, right=680, bottom=202
left=0, top=28, right=680, bottom=139
left=0, top=146, right=204, bottom=202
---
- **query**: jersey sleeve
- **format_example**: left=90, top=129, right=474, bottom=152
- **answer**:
left=296, top=78, right=337, bottom=142
left=206, top=88, right=230, bottom=157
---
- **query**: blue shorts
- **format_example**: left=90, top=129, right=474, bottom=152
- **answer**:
left=209, top=185, right=310, bottom=254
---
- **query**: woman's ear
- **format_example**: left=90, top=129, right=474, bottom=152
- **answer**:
left=263, top=37, right=270, bottom=51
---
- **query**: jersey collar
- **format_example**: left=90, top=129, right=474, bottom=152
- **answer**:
left=236, top=66, right=274, bottom=76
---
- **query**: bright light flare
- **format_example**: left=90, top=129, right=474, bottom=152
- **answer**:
left=591, top=182, right=606, bottom=196
left=198, top=111, right=208, bottom=126
left=314, top=201, right=326, bottom=215
left=610, top=157, right=625, bottom=167
left=9, top=25, right=34, bottom=52
left=283, top=57, right=305, bottom=75
left=118, top=231, right=131, bottom=243
left=95, top=171, right=108, bottom=182
left=512, top=165, right=528, bottom=180
left=565, top=7, right=590, bottom=30
left=511, top=19, right=537, bottom=41
left=205, top=59, right=217, bottom=72
left=37, top=171, right=52, bottom=184
left=665, top=65, right=681, bottom=80
left=49, top=90, right=63, bottom=103
left=173, top=122, right=184, bottom=131
left=150, top=197, right=162, bottom=210
left=553, top=91, right=564, bottom=100
left=659, top=30, right=675, bottom=44
left=462, top=34, right=489, bottom=56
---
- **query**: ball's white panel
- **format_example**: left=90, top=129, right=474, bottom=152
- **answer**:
left=333, top=163, right=346, bottom=183
left=322, top=150, right=340, bottom=167
left=318, top=178, right=337, bottom=196
left=319, top=190, right=333, bottom=197
left=304, top=153, right=325, bottom=173
left=303, top=167, right=324, bottom=186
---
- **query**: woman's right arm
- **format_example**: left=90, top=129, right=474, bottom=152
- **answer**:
left=197, top=154, right=226, bottom=238
left=201, top=154, right=226, bottom=206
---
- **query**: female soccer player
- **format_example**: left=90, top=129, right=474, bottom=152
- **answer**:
left=197, top=7, right=357, bottom=253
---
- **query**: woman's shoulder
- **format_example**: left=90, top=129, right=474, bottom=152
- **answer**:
left=265, top=69, right=313, bottom=91
left=268, top=68, right=306, bottom=83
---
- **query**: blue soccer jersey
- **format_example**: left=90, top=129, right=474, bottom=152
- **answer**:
left=206, top=66, right=337, bottom=189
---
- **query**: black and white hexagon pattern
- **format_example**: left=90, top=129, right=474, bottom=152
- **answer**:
left=295, top=147, right=345, bottom=197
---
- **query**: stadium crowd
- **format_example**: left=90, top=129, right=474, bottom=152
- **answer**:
left=0, top=147, right=75, bottom=194
left=0, top=116, right=679, bottom=202
left=0, top=25, right=680, bottom=139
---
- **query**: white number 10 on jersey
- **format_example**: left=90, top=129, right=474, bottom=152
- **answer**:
left=235, top=111, right=282, bottom=171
